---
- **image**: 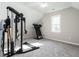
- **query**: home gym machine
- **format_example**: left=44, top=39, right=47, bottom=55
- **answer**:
left=33, top=24, right=43, bottom=39
left=1, top=6, right=39, bottom=57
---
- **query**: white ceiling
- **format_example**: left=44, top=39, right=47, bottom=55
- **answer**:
left=22, top=2, right=79, bottom=13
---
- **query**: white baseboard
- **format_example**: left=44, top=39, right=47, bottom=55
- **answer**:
left=46, top=38, right=79, bottom=46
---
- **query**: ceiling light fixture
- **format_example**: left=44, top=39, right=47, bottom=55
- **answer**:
left=40, top=3, right=48, bottom=8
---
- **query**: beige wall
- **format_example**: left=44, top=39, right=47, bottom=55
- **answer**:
left=41, top=7, right=79, bottom=44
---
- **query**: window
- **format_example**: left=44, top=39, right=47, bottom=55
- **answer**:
left=51, top=15, right=61, bottom=32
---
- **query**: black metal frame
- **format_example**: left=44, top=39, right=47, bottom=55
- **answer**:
left=1, top=6, right=39, bottom=57
left=33, top=24, right=43, bottom=39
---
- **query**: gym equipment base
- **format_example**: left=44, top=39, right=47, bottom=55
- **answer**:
left=34, top=38, right=43, bottom=40
left=3, top=42, right=40, bottom=57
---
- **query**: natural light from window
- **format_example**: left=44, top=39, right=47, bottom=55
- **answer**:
left=51, top=15, right=61, bottom=33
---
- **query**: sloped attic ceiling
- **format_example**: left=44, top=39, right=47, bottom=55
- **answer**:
left=21, top=2, right=79, bottom=14
left=72, top=2, right=79, bottom=10
left=0, top=2, right=44, bottom=22
left=0, top=2, right=79, bottom=21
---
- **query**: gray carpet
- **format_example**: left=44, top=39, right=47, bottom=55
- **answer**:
left=0, top=38, right=79, bottom=57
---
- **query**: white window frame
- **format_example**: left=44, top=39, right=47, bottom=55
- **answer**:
left=51, top=14, right=61, bottom=33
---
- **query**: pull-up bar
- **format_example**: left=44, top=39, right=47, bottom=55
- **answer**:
left=7, top=6, right=20, bottom=16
